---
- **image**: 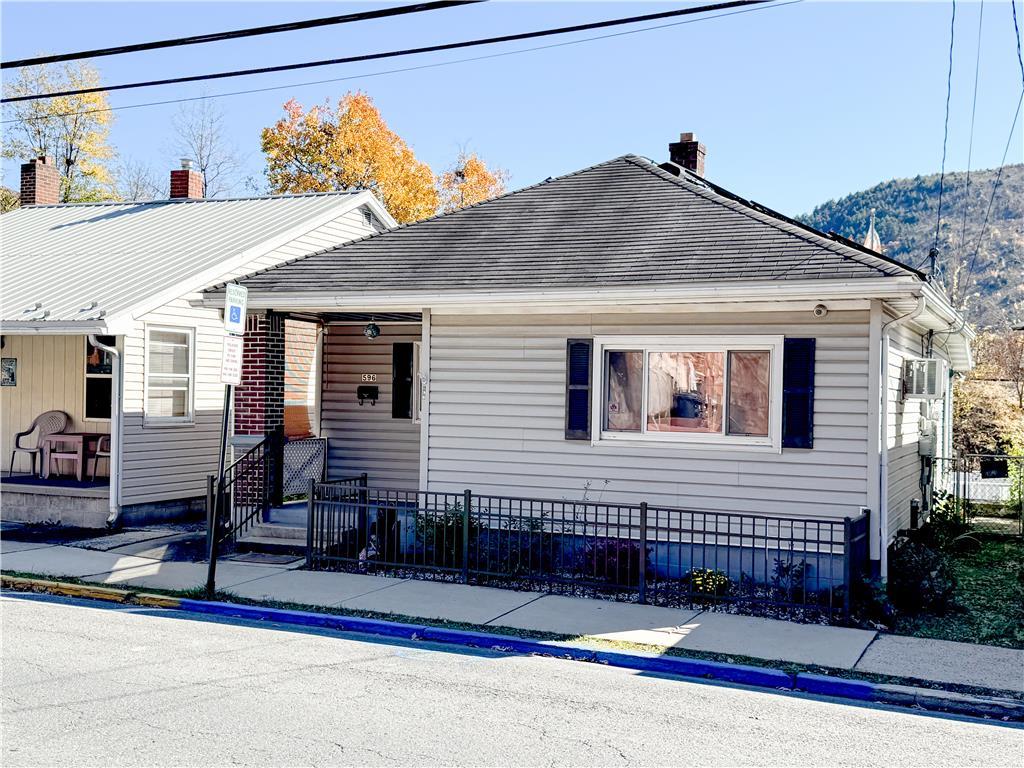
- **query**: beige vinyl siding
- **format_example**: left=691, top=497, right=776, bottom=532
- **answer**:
left=118, top=206, right=379, bottom=506
left=320, top=324, right=421, bottom=489
left=1, top=335, right=111, bottom=476
left=427, top=310, right=871, bottom=520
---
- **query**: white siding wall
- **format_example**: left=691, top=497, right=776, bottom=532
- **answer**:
left=119, top=206, right=377, bottom=507
left=885, top=322, right=950, bottom=539
left=427, top=310, right=872, bottom=520
left=321, top=324, right=422, bottom=489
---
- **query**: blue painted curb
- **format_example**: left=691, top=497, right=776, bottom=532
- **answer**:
left=178, top=599, right=428, bottom=640
left=796, top=672, right=877, bottom=701
left=177, top=599, right=795, bottom=693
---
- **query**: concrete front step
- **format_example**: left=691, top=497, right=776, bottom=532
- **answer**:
left=245, top=523, right=306, bottom=541
left=237, top=523, right=308, bottom=556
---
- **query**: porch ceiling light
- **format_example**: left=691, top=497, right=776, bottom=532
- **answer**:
left=363, top=321, right=381, bottom=340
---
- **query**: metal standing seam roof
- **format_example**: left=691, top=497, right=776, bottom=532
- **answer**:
left=0, top=191, right=368, bottom=325
left=217, top=154, right=923, bottom=298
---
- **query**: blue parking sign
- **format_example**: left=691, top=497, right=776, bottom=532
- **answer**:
left=224, top=283, right=248, bottom=335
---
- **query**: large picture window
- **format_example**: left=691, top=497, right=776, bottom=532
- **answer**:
left=145, top=327, right=194, bottom=424
left=596, top=336, right=783, bottom=449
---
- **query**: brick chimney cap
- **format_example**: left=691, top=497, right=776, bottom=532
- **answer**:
left=679, top=132, right=697, bottom=142
left=180, top=158, right=196, bottom=171
left=31, top=156, right=55, bottom=165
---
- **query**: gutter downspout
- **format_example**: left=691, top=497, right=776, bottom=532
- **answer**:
left=89, top=334, right=122, bottom=527
left=877, top=296, right=926, bottom=577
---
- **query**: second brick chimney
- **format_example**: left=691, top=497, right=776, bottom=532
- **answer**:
left=668, top=132, right=707, bottom=177
left=170, top=158, right=204, bottom=199
left=20, top=156, right=61, bottom=205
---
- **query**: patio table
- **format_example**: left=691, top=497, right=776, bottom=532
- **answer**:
left=40, top=432, right=108, bottom=482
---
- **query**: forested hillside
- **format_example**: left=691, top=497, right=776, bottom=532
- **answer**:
left=800, top=165, right=1023, bottom=327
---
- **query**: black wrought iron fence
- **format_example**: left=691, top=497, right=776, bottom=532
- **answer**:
left=932, top=454, right=1024, bottom=536
left=306, top=479, right=871, bottom=618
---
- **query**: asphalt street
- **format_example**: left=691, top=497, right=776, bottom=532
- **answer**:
left=1, top=593, right=1021, bottom=767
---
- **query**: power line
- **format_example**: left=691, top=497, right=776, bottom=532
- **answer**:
left=956, top=0, right=1024, bottom=307
left=2, top=1, right=770, bottom=104
left=1, top=1, right=798, bottom=125
left=957, top=0, right=984, bottom=258
left=933, top=0, right=957, bottom=253
left=956, top=90, right=1023, bottom=308
left=1, top=1, right=483, bottom=69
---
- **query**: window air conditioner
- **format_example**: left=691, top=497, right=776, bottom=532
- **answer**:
left=902, top=358, right=947, bottom=400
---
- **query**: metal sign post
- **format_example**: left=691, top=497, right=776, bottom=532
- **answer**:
left=206, top=284, right=248, bottom=597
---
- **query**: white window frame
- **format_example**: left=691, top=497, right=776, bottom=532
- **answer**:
left=83, top=337, right=114, bottom=422
left=592, top=335, right=784, bottom=452
left=143, top=325, right=195, bottom=427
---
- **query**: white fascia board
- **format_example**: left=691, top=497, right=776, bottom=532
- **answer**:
left=213, top=276, right=924, bottom=312
left=103, top=192, right=381, bottom=327
left=0, top=320, right=116, bottom=335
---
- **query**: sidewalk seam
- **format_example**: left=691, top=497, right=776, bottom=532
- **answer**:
left=483, top=592, right=550, bottom=626
left=851, top=633, right=880, bottom=671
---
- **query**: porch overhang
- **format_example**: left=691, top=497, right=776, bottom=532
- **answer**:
left=199, top=276, right=926, bottom=313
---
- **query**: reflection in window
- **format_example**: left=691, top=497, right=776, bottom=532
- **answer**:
left=647, top=352, right=724, bottom=433
left=604, top=350, right=643, bottom=431
left=728, top=350, right=770, bottom=436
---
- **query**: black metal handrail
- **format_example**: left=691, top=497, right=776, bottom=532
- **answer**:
left=206, top=436, right=272, bottom=551
left=306, top=481, right=872, bottom=618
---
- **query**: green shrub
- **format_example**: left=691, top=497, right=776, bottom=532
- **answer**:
left=887, top=538, right=958, bottom=614
left=685, top=568, right=731, bottom=597
left=919, top=490, right=970, bottom=550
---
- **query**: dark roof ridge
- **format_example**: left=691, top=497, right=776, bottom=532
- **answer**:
left=622, top=154, right=925, bottom=280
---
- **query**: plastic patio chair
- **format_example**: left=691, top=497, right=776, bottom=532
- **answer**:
left=8, top=410, right=69, bottom=478
left=90, top=435, right=111, bottom=482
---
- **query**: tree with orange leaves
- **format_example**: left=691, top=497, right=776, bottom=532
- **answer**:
left=261, top=92, right=438, bottom=223
left=438, top=151, right=508, bottom=213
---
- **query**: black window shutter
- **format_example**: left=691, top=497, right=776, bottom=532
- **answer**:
left=565, top=339, right=593, bottom=440
left=392, top=342, right=414, bottom=419
left=782, top=338, right=815, bottom=449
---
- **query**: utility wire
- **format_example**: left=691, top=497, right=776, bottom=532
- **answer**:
left=957, top=0, right=984, bottom=259
left=957, top=90, right=1023, bottom=309
left=2, top=0, right=770, bottom=104
left=933, top=0, right=957, bottom=253
left=1, top=1, right=483, bottom=69
left=957, top=1, right=1024, bottom=306
left=1, top=1, right=798, bottom=125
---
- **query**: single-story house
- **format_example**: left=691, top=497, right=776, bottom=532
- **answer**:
left=203, top=135, right=973, bottom=577
left=1, top=156, right=395, bottom=527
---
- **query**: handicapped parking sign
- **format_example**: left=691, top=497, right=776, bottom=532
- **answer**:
left=223, top=284, right=248, bottom=335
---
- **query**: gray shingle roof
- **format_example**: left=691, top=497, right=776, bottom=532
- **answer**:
left=226, top=155, right=921, bottom=296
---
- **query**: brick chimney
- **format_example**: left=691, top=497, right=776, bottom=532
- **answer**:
left=20, top=156, right=60, bottom=205
left=668, top=132, right=707, bottom=177
left=170, top=158, right=204, bottom=199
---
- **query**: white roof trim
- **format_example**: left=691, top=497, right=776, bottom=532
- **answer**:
left=108, top=191, right=393, bottom=325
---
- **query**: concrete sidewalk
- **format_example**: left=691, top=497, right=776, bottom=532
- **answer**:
left=2, top=535, right=1022, bottom=694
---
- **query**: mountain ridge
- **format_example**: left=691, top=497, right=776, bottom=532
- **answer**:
left=799, top=164, right=1023, bottom=327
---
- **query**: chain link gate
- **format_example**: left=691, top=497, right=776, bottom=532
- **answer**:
left=932, top=454, right=1024, bottom=536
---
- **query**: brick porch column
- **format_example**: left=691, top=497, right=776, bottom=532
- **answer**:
left=234, top=312, right=285, bottom=438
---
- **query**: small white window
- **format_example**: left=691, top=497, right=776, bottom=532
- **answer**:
left=145, top=326, right=194, bottom=425
left=595, top=336, right=783, bottom=450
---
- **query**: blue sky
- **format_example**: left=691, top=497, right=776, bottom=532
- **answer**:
left=2, top=1, right=1022, bottom=215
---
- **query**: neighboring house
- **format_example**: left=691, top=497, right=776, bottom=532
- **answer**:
left=1, top=156, right=395, bottom=527
left=204, top=135, right=973, bottom=577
